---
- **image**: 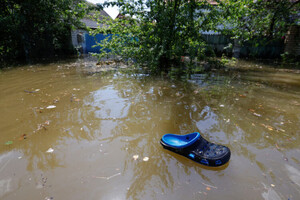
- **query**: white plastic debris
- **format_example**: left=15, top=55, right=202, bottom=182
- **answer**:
left=133, top=155, right=139, bottom=160
left=46, top=148, right=54, bottom=153
left=219, top=104, right=225, bottom=107
left=143, top=157, right=149, bottom=162
left=253, top=113, right=261, bottom=117
left=46, top=105, right=56, bottom=109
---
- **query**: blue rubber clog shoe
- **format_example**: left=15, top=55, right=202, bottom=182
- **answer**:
left=160, top=132, right=231, bottom=167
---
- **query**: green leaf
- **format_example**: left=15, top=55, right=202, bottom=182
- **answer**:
left=5, top=141, right=13, bottom=145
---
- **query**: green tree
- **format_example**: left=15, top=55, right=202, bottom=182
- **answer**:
left=0, top=0, right=91, bottom=64
left=219, top=0, right=300, bottom=41
left=92, top=0, right=220, bottom=72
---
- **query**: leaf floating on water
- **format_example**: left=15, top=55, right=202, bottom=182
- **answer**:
left=275, top=143, right=282, bottom=150
left=5, top=141, right=13, bottom=145
left=278, top=128, right=286, bottom=133
left=261, top=124, right=274, bottom=131
left=46, top=105, right=56, bottom=109
left=19, top=134, right=27, bottom=140
left=143, top=157, right=149, bottom=162
left=74, top=98, right=81, bottom=102
left=248, top=108, right=255, bottom=112
left=46, top=148, right=54, bottom=153
left=133, top=155, right=139, bottom=160
left=206, top=187, right=211, bottom=191
left=271, top=184, right=275, bottom=187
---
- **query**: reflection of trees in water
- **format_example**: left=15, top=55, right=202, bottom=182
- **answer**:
left=108, top=73, right=300, bottom=198
left=189, top=75, right=300, bottom=176
left=108, top=75, right=217, bottom=199
left=3, top=70, right=299, bottom=197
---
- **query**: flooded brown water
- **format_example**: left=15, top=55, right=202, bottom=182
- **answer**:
left=0, top=59, right=300, bottom=200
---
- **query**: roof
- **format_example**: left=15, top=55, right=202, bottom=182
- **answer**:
left=81, top=10, right=111, bottom=29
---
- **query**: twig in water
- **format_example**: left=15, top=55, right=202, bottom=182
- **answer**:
left=202, top=182, right=218, bottom=189
left=94, top=172, right=121, bottom=180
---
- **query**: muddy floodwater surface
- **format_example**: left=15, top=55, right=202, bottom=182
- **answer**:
left=0, top=59, right=300, bottom=200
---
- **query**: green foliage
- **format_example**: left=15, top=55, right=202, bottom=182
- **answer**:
left=281, top=52, right=300, bottom=68
left=221, top=54, right=236, bottom=67
left=218, top=0, right=300, bottom=42
left=0, top=0, right=91, bottom=64
left=92, top=0, right=220, bottom=72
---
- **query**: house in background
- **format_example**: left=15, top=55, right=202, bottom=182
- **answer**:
left=71, top=9, right=111, bottom=54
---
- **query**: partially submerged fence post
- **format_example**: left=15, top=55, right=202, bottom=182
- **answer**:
left=284, top=25, right=300, bottom=56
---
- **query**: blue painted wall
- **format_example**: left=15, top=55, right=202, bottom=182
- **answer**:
left=85, top=34, right=112, bottom=53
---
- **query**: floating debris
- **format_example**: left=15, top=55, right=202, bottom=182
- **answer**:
left=261, top=124, right=274, bottom=131
left=94, top=172, right=121, bottom=180
left=19, top=134, right=27, bottom=140
left=143, top=157, right=149, bottom=162
left=46, top=105, right=56, bottom=109
left=219, top=104, right=225, bottom=107
left=53, top=97, right=60, bottom=103
left=5, top=141, right=13, bottom=145
left=202, top=182, right=218, bottom=189
left=46, top=148, right=54, bottom=153
left=24, top=90, right=37, bottom=93
left=133, top=155, right=139, bottom=160
left=253, top=112, right=261, bottom=117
